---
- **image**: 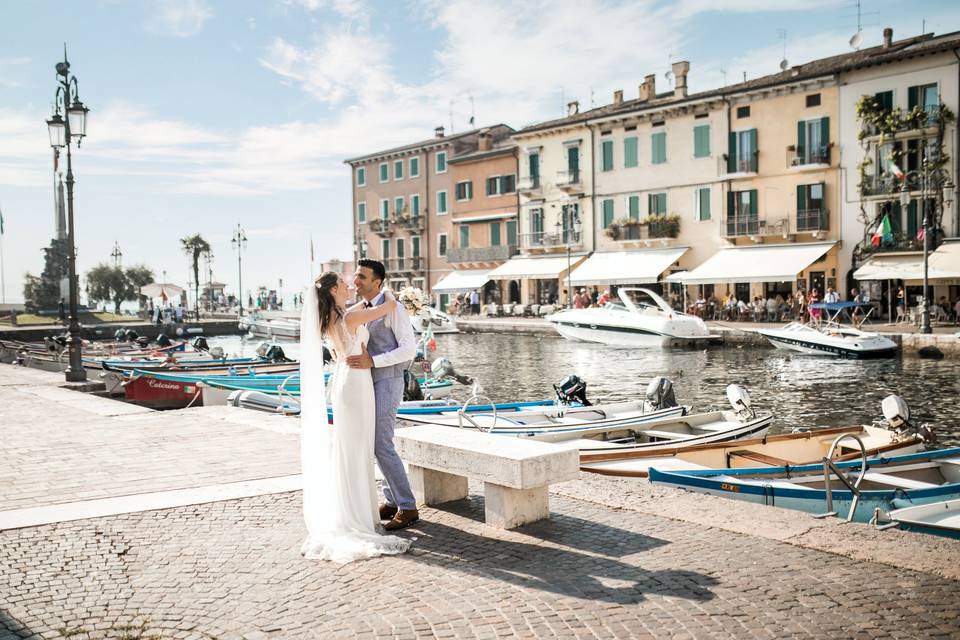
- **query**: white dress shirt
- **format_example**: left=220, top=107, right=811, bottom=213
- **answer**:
left=369, top=291, right=417, bottom=369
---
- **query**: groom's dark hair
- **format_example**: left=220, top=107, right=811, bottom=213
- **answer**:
left=358, top=259, right=386, bottom=286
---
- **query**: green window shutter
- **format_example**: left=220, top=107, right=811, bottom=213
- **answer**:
left=699, top=188, right=711, bottom=221
left=875, top=91, right=893, bottom=112
left=907, top=202, right=919, bottom=237
left=749, top=189, right=758, bottom=217
left=651, top=132, right=666, bottom=164
left=396, top=239, right=404, bottom=258
left=727, top=191, right=735, bottom=217
left=529, top=154, right=539, bottom=178
left=394, top=160, right=403, bottom=179
left=358, top=202, right=366, bottom=223
left=694, top=125, right=710, bottom=158
left=380, top=164, right=388, bottom=181
left=907, top=86, right=919, bottom=110
left=601, top=140, right=613, bottom=171
left=567, top=146, right=579, bottom=175
left=820, top=116, right=830, bottom=149
left=624, top=137, right=638, bottom=167
left=412, top=195, right=420, bottom=216
left=412, top=236, right=420, bottom=257
left=486, top=177, right=497, bottom=195
left=628, top=195, right=640, bottom=220
left=395, top=197, right=403, bottom=214
left=660, top=193, right=667, bottom=214
left=439, top=234, right=447, bottom=255
left=797, top=185, right=806, bottom=212
left=601, top=199, right=613, bottom=227
left=410, top=157, right=419, bottom=176
left=460, top=225, right=470, bottom=248
left=796, top=121, right=806, bottom=159
left=382, top=239, right=390, bottom=259
left=490, top=222, right=501, bottom=246
left=506, top=220, right=517, bottom=245
left=748, top=129, right=758, bottom=172
left=727, top=132, right=737, bottom=173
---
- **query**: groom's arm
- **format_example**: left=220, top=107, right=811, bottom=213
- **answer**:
left=370, top=303, right=417, bottom=369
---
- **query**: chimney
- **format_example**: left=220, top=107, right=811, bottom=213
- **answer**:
left=434, top=126, right=445, bottom=138
left=613, top=89, right=624, bottom=106
left=639, top=74, right=656, bottom=101
left=567, top=100, right=579, bottom=116
left=882, top=27, right=893, bottom=48
left=477, top=131, right=492, bottom=151
left=672, top=60, right=690, bottom=98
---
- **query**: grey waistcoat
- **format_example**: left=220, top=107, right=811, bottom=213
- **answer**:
left=366, top=314, right=409, bottom=382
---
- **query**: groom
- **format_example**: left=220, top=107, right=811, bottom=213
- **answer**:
left=346, top=259, right=420, bottom=530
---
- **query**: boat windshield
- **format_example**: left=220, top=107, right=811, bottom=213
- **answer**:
left=621, top=289, right=665, bottom=312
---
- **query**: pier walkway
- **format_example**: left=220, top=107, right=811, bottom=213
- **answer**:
left=1, top=363, right=959, bottom=639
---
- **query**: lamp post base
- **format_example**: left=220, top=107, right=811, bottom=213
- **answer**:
left=64, top=368, right=87, bottom=382
left=919, top=326, right=933, bottom=335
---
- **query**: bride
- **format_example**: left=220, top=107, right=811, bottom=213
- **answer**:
left=299, top=271, right=411, bottom=563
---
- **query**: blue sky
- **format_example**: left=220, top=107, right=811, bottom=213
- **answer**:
left=0, top=0, right=957, bottom=305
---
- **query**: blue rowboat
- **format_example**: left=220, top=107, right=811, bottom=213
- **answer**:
left=200, top=375, right=455, bottom=406
left=648, top=447, right=960, bottom=524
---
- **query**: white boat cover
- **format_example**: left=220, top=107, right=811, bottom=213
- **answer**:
left=676, top=241, right=835, bottom=284
left=569, top=248, right=688, bottom=285
left=487, top=254, right=586, bottom=280
left=431, top=269, right=491, bottom=293
left=853, top=240, right=960, bottom=282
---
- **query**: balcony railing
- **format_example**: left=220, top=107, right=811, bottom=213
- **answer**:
left=396, top=215, right=424, bottom=232
left=518, top=176, right=541, bottom=193
left=368, top=218, right=393, bottom=236
left=446, top=245, right=519, bottom=263
left=860, top=110, right=945, bottom=139
left=787, top=145, right=831, bottom=168
left=719, top=155, right=757, bottom=176
left=520, top=230, right=583, bottom=250
left=384, top=256, right=424, bottom=274
left=796, top=208, right=829, bottom=232
left=724, top=216, right=789, bottom=238
left=610, top=218, right=681, bottom=241
left=556, top=169, right=582, bottom=191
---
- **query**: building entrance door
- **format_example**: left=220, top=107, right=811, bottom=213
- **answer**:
left=808, top=271, right=825, bottom=296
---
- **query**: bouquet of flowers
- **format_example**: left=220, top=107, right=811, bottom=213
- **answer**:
left=396, top=286, right=429, bottom=314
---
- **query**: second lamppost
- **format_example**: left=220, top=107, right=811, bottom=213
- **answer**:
left=232, top=224, right=248, bottom=315
left=556, top=204, right=582, bottom=308
left=46, top=48, right=90, bottom=382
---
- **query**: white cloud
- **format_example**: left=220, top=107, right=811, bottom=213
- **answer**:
left=0, top=56, right=31, bottom=88
left=281, top=0, right=368, bottom=22
left=146, top=0, right=213, bottom=37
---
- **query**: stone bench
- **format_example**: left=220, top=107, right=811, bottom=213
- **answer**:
left=395, top=425, right=580, bottom=529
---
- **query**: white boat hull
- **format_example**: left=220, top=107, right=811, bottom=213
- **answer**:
left=757, top=323, right=897, bottom=359
left=552, top=321, right=672, bottom=347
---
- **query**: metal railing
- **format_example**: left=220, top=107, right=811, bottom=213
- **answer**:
left=787, top=145, right=830, bottom=168
left=446, top=245, right=519, bottom=263
left=384, top=257, right=424, bottom=273
left=520, top=230, right=582, bottom=249
left=719, top=155, right=757, bottom=175
left=724, top=216, right=789, bottom=237
left=796, top=208, right=829, bottom=232
left=518, top=175, right=541, bottom=192
left=556, top=169, right=581, bottom=186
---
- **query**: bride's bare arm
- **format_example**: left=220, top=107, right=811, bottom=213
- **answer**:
left=344, top=294, right=397, bottom=333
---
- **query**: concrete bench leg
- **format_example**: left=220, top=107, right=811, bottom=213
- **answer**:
left=408, top=464, right=468, bottom=506
left=484, top=482, right=549, bottom=529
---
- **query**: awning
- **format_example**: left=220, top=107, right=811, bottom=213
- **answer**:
left=675, top=241, right=835, bottom=285
left=487, top=254, right=586, bottom=280
left=929, top=238, right=960, bottom=280
left=854, top=239, right=960, bottom=282
left=431, top=270, right=491, bottom=293
left=569, top=248, right=688, bottom=286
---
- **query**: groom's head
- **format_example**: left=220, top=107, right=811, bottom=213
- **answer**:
left=354, top=259, right=386, bottom=301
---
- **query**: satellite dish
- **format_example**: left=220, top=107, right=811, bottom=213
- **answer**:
left=779, top=58, right=789, bottom=71
left=850, top=31, right=863, bottom=50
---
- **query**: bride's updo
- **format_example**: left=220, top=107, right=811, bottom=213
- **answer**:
left=315, top=271, right=343, bottom=337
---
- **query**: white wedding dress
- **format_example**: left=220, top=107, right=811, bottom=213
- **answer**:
left=299, top=297, right=411, bottom=563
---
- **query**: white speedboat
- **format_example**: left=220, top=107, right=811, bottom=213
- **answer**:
left=756, top=322, right=897, bottom=359
left=411, top=307, right=458, bottom=334
left=239, top=311, right=301, bottom=340
left=545, top=287, right=715, bottom=347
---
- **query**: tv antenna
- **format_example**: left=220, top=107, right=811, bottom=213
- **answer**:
left=664, top=52, right=679, bottom=88
left=846, top=0, right=876, bottom=49
left=719, top=65, right=727, bottom=87
left=778, top=29, right=789, bottom=70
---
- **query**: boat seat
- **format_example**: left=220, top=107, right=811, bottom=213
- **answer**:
left=641, top=429, right=690, bottom=440
left=726, top=449, right=798, bottom=467
left=860, top=472, right=938, bottom=490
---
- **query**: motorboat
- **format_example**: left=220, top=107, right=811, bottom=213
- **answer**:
left=755, top=321, right=897, bottom=359
left=545, top=287, right=716, bottom=347
left=239, top=311, right=301, bottom=340
left=411, top=306, right=458, bottom=335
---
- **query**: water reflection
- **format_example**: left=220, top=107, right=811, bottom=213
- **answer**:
left=211, top=334, right=960, bottom=447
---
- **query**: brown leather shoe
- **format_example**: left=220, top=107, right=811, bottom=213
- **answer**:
left=383, top=509, right=419, bottom=531
left=378, top=503, right=398, bottom=520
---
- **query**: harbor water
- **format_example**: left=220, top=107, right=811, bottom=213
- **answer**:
left=211, top=333, right=960, bottom=447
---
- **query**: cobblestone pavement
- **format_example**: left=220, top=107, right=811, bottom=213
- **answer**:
left=3, top=488, right=960, bottom=640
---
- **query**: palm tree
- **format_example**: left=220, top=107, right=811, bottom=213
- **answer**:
left=180, top=234, right=211, bottom=321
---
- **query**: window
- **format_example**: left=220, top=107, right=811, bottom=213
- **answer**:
left=797, top=118, right=830, bottom=165
left=394, top=159, right=404, bottom=180
left=356, top=167, right=366, bottom=186
left=627, top=195, right=640, bottom=221
left=806, top=93, right=821, bottom=108
left=693, top=124, right=710, bottom=158
left=651, top=131, right=667, bottom=164
left=396, top=238, right=405, bottom=262
left=379, top=198, right=389, bottom=220
left=874, top=90, right=894, bottom=112
left=909, top=83, right=939, bottom=116
left=648, top=193, right=667, bottom=216
left=357, top=201, right=367, bottom=224
left=528, top=152, right=540, bottom=180
left=566, top=145, right=580, bottom=179
left=411, top=235, right=421, bottom=257
left=437, top=233, right=448, bottom=257
left=485, top=175, right=516, bottom=196
left=435, top=151, right=447, bottom=173
left=696, top=187, right=711, bottom=221
left=436, top=190, right=448, bottom=214
left=506, top=219, right=517, bottom=246
left=796, top=183, right=826, bottom=231
left=727, top=129, right=758, bottom=173
left=727, top=189, right=758, bottom=220
left=530, top=208, right=544, bottom=235
left=459, top=225, right=470, bottom=248
left=455, top=181, right=473, bottom=201
left=623, top=136, right=638, bottom=168
left=601, top=139, right=614, bottom=171
left=379, top=162, right=388, bottom=183
left=409, top=156, right=420, bottom=177
left=490, top=222, right=501, bottom=246
left=394, top=196, right=405, bottom=215
left=736, top=105, right=750, bottom=118
left=411, top=194, right=421, bottom=217
left=381, top=238, right=390, bottom=259
left=602, top=199, right=615, bottom=228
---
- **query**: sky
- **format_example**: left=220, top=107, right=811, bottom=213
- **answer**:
left=0, top=0, right=958, bottom=306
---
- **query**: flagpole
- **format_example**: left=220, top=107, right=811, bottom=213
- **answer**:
left=0, top=224, right=5, bottom=304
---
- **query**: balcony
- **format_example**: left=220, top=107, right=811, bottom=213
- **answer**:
left=796, top=208, right=829, bottom=233
left=556, top=169, right=583, bottom=193
left=719, top=155, right=758, bottom=177
left=724, top=216, right=789, bottom=239
left=860, top=110, right=945, bottom=142
left=368, top=218, right=394, bottom=237
left=446, top=245, right=519, bottom=264
left=787, top=145, right=831, bottom=169
left=385, top=256, right=424, bottom=275
left=606, top=216, right=681, bottom=244
left=396, top=215, right=425, bottom=232
left=520, top=230, right=583, bottom=251
left=518, top=175, right=542, bottom=195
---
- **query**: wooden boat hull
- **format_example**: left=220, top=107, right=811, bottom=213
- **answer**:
left=122, top=364, right=299, bottom=409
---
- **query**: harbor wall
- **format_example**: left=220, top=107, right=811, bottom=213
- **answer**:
left=0, top=319, right=242, bottom=343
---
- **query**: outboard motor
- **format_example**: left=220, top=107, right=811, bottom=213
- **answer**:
left=191, top=336, right=208, bottom=352
left=135, top=336, right=151, bottom=348
left=882, top=394, right=936, bottom=444
left=123, top=329, right=139, bottom=342
left=554, top=374, right=591, bottom=406
left=256, top=342, right=290, bottom=363
left=430, top=357, right=473, bottom=386
left=645, top=376, right=677, bottom=410
left=208, top=346, right=225, bottom=360
left=114, top=328, right=126, bottom=341
left=156, top=334, right=172, bottom=348
left=403, top=369, right=424, bottom=402
left=726, top=384, right=755, bottom=420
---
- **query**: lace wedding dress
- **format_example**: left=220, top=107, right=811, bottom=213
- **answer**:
left=299, top=292, right=411, bottom=563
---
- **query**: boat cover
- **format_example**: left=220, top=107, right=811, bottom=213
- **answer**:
left=674, top=241, right=835, bottom=284
left=569, top=248, right=688, bottom=285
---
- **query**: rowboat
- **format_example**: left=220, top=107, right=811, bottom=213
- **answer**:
left=887, top=499, right=960, bottom=539
left=648, top=447, right=960, bottom=524
left=119, top=363, right=301, bottom=409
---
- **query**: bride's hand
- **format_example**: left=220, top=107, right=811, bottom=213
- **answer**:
left=382, top=290, right=398, bottom=309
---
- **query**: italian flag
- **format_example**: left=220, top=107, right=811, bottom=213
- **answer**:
left=871, top=213, right=893, bottom=247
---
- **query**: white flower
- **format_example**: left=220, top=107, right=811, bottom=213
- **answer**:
left=396, top=286, right=428, bottom=314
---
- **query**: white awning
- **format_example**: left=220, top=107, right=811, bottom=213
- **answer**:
left=431, top=270, right=491, bottom=293
left=929, top=238, right=960, bottom=280
left=854, top=239, right=960, bottom=282
left=569, top=248, right=688, bottom=285
left=487, top=254, right=586, bottom=280
left=663, top=271, right=688, bottom=282
left=676, top=241, right=836, bottom=285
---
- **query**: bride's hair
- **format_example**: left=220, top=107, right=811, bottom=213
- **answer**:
left=315, top=271, right=343, bottom=337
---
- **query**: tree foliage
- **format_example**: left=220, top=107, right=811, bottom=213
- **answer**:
left=85, top=263, right=155, bottom=313
left=22, top=238, right=69, bottom=313
left=181, top=234, right=211, bottom=319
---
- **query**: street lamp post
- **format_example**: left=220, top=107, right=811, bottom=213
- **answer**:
left=231, top=224, right=247, bottom=316
left=899, top=163, right=954, bottom=334
left=556, top=204, right=582, bottom=309
left=46, top=47, right=89, bottom=383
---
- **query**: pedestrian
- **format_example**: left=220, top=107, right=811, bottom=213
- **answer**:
left=58, top=298, right=66, bottom=324
left=808, top=289, right=821, bottom=324
left=590, top=287, right=599, bottom=305
left=573, top=289, right=587, bottom=309
left=825, top=287, right=839, bottom=304
left=470, top=289, right=480, bottom=315
left=850, top=288, right=863, bottom=324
